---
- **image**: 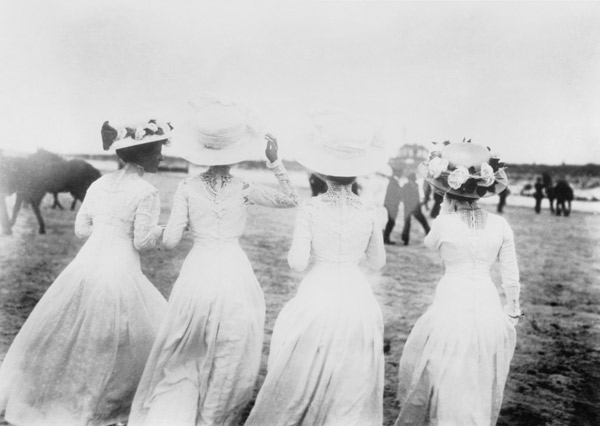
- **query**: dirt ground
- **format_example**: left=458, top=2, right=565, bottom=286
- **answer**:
left=1, top=172, right=599, bottom=426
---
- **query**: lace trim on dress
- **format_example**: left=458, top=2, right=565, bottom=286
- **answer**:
left=457, top=207, right=488, bottom=230
left=320, top=183, right=362, bottom=208
left=200, top=170, right=233, bottom=199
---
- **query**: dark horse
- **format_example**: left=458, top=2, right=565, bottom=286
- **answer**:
left=554, top=179, right=574, bottom=217
left=1, top=150, right=101, bottom=235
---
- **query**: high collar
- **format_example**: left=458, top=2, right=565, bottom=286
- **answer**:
left=124, top=162, right=145, bottom=176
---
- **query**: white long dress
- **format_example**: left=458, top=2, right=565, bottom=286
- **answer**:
left=245, top=183, right=386, bottom=426
left=0, top=163, right=167, bottom=426
left=129, top=159, right=298, bottom=426
left=395, top=209, right=521, bottom=426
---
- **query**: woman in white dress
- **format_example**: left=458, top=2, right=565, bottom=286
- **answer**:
left=129, top=99, right=299, bottom=426
left=394, top=142, right=522, bottom=426
left=0, top=119, right=172, bottom=426
left=245, top=111, right=388, bottom=426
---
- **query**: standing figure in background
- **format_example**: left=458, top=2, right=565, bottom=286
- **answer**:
left=542, top=172, right=555, bottom=213
left=497, top=187, right=510, bottom=213
left=0, top=119, right=171, bottom=426
left=129, top=100, right=298, bottom=426
left=554, top=178, right=573, bottom=217
left=533, top=177, right=545, bottom=214
left=430, top=191, right=444, bottom=218
left=400, top=173, right=430, bottom=245
left=396, top=142, right=521, bottom=426
left=383, top=168, right=403, bottom=245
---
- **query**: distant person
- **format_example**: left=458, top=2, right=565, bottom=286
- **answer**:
left=533, top=177, right=545, bottom=214
left=554, top=179, right=573, bottom=217
left=400, top=173, right=430, bottom=245
left=383, top=169, right=403, bottom=244
left=497, top=187, right=510, bottom=213
left=542, top=172, right=556, bottom=213
left=422, top=180, right=432, bottom=211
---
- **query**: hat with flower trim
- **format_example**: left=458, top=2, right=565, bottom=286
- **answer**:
left=101, top=119, right=173, bottom=151
left=418, top=140, right=508, bottom=199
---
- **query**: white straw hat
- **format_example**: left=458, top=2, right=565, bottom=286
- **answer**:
left=176, top=98, right=264, bottom=166
left=294, top=111, right=389, bottom=177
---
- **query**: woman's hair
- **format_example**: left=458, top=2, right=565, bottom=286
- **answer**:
left=322, top=175, right=356, bottom=185
left=116, top=140, right=165, bottom=164
left=445, top=192, right=479, bottom=207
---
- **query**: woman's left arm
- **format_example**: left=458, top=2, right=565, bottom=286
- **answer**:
left=365, top=210, right=386, bottom=270
left=74, top=191, right=94, bottom=238
left=133, top=189, right=163, bottom=250
left=246, top=134, right=299, bottom=208
left=498, top=219, right=522, bottom=323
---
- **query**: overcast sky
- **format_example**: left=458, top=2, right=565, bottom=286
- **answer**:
left=1, top=0, right=599, bottom=164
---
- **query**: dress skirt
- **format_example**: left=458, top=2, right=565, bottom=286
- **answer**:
left=395, top=271, right=516, bottom=426
left=129, top=240, right=265, bottom=426
left=0, top=236, right=167, bottom=426
left=245, top=262, right=384, bottom=426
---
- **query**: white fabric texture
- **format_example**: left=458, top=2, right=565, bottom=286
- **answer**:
left=0, top=164, right=167, bottom=426
left=245, top=184, right=386, bottom=426
left=395, top=211, right=521, bottom=426
left=129, top=160, right=298, bottom=426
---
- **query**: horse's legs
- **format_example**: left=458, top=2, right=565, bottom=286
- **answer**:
left=30, top=197, right=46, bottom=234
left=0, top=195, right=11, bottom=235
left=70, top=192, right=80, bottom=211
left=52, top=193, right=64, bottom=210
left=10, top=193, right=23, bottom=226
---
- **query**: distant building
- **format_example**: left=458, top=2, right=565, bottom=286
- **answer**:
left=390, top=143, right=428, bottom=172
left=396, top=144, right=429, bottom=164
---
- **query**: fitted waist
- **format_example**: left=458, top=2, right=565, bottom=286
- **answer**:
left=192, top=237, right=241, bottom=247
left=444, top=264, right=492, bottom=278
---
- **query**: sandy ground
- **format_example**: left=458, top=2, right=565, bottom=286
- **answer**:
left=1, top=170, right=599, bottom=426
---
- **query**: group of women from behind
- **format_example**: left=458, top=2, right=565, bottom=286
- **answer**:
left=0, top=98, right=522, bottom=426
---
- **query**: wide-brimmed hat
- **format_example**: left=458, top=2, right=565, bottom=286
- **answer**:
left=294, top=111, right=389, bottom=177
left=101, top=119, right=173, bottom=151
left=175, top=98, right=264, bottom=166
left=418, top=141, right=508, bottom=199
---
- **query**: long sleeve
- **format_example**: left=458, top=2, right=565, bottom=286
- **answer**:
left=365, top=210, right=386, bottom=270
left=163, top=180, right=189, bottom=249
left=246, top=159, right=299, bottom=208
left=424, top=217, right=442, bottom=249
left=498, top=219, right=521, bottom=316
left=287, top=203, right=312, bottom=271
left=133, top=189, right=163, bottom=250
left=74, top=193, right=93, bottom=238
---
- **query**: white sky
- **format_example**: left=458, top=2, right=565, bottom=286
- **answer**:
left=0, top=0, right=599, bottom=164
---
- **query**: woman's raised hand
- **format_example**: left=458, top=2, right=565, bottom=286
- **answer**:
left=265, top=134, right=279, bottom=163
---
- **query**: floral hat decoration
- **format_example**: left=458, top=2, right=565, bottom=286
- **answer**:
left=101, top=119, right=173, bottom=151
left=418, top=139, right=508, bottom=198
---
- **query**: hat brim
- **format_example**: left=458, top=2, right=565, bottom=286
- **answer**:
left=111, top=135, right=170, bottom=150
left=419, top=163, right=508, bottom=199
left=295, top=147, right=389, bottom=177
left=175, top=133, right=264, bottom=166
